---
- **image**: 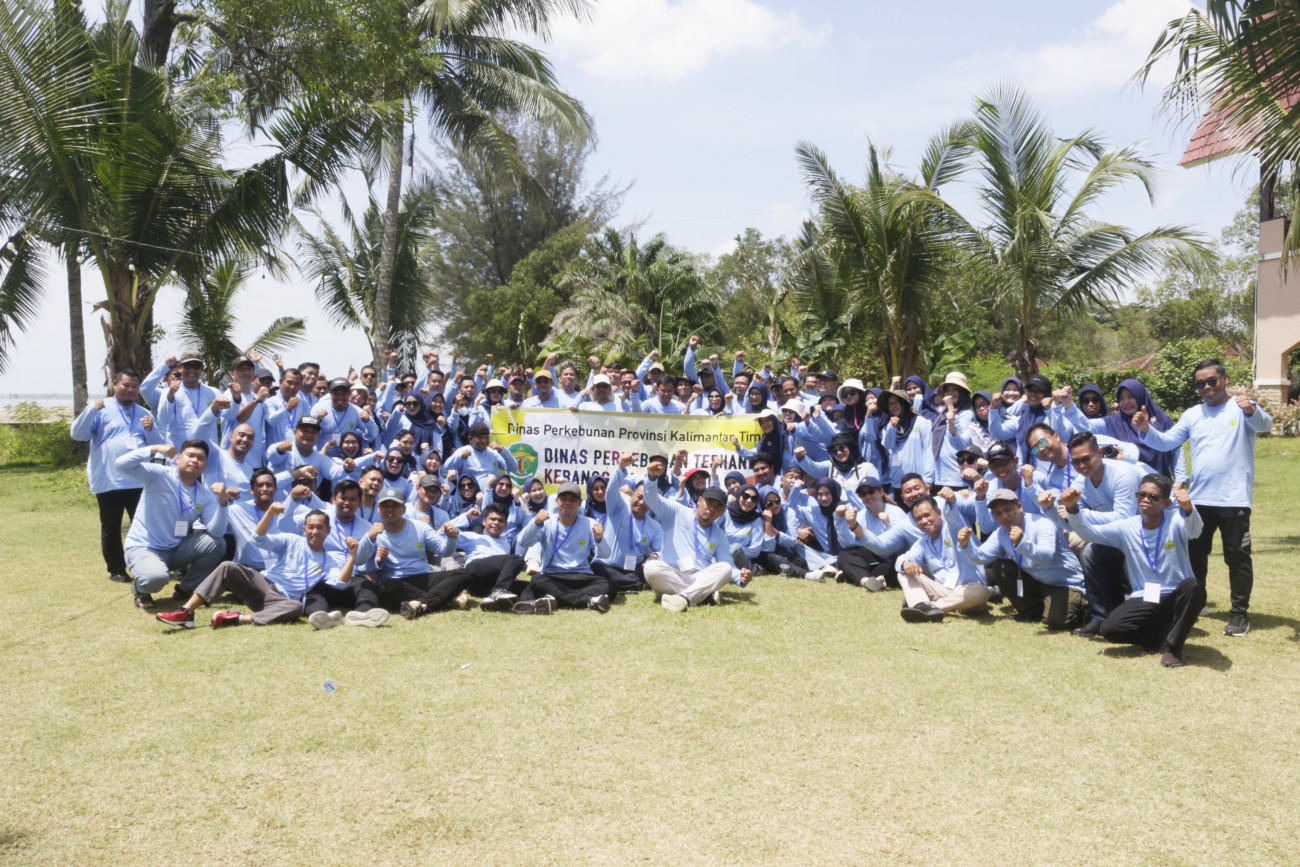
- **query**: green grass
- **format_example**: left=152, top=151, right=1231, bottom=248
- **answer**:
left=2, top=444, right=1300, bottom=865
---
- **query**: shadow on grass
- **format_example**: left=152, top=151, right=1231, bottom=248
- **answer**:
left=1196, top=609, right=1300, bottom=642
left=1100, top=643, right=1233, bottom=671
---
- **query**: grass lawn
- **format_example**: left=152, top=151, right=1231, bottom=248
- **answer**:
left=2, top=441, right=1299, bottom=865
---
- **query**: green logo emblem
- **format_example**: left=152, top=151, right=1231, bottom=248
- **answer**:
left=508, top=442, right=539, bottom=487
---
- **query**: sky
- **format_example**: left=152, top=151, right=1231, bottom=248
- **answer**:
left=3, top=0, right=1256, bottom=397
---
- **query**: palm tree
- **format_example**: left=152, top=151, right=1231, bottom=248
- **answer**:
left=298, top=176, right=440, bottom=369
left=936, top=86, right=1213, bottom=381
left=174, top=259, right=307, bottom=386
left=550, top=228, right=721, bottom=364
left=794, top=136, right=967, bottom=379
left=1137, top=1, right=1300, bottom=244
left=0, top=226, right=44, bottom=376
left=0, top=0, right=372, bottom=378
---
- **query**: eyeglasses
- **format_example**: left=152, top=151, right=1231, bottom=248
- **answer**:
left=1029, top=437, right=1050, bottom=456
left=957, top=455, right=979, bottom=465
left=1194, top=376, right=1220, bottom=390
left=739, top=493, right=757, bottom=502
left=1079, top=395, right=1101, bottom=404
left=1136, top=491, right=1164, bottom=501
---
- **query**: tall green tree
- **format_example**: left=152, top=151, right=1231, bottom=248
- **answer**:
left=549, top=228, right=721, bottom=365
left=0, top=0, right=369, bottom=378
left=298, top=176, right=441, bottom=368
left=936, top=86, right=1212, bottom=381
left=175, top=259, right=306, bottom=385
left=702, top=227, right=794, bottom=352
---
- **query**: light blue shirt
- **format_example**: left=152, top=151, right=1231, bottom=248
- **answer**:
left=1068, top=506, right=1204, bottom=597
left=899, top=509, right=984, bottom=587
left=70, top=400, right=163, bottom=493
left=444, top=445, right=518, bottom=488
left=1139, top=399, right=1272, bottom=508
left=599, top=468, right=664, bottom=567
left=962, top=513, right=1084, bottom=590
left=642, top=480, right=741, bottom=582
left=516, top=514, right=599, bottom=574
left=117, top=447, right=228, bottom=550
left=252, top=533, right=349, bottom=600
left=355, top=520, right=456, bottom=580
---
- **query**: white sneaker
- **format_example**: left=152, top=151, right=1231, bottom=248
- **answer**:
left=308, top=610, right=343, bottom=630
left=804, top=570, right=825, bottom=582
left=661, top=593, right=689, bottom=612
left=345, top=609, right=389, bottom=627
left=859, top=575, right=887, bottom=592
left=1199, top=605, right=1210, bottom=617
left=710, top=590, right=721, bottom=606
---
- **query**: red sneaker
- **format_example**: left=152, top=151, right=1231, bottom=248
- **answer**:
left=211, top=610, right=243, bottom=629
left=155, top=608, right=194, bottom=628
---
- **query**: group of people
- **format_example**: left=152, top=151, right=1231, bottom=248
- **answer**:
left=71, top=338, right=1272, bottom=668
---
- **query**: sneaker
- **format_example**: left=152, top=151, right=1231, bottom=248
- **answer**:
left=1072, top=619, right=1103, bottom=638
left=211, top=610, right=242, bottom=629
left=588, top=594, right=611, bottom=613
left=171, top=584, right=190, bottom=601
left=308, top=610, right=343, bottom=630
left=859, top=574, right=886, bottom=592
left=155, top=607, right=194, bottom=628
left=1199, top=605, right=1210, bottom=617
left=345, top=609, right=389, bottom=627
left=481, top=590, right=518, bottom=613
left=512, top=599, right=537, bottom=615
left=900, top=602, right=945, bottom=623
left=109, top=572, right=131, bottom=584
left=1160, top=650, right=1184, bottom=668
left=710, top=590, right=721, bottom=606
left=803, top=570, right=825, bottom=582
left=453, top=591, right=470, bottom=611
left=399, top=600, right=426, bottom=620
left=987, top=587, right=1004, bottom=604
left=534, top=595, right=556, bottom=615
left=1224, top=613, right=1250, bottom=637
left=661, top=593, right=689, bottom=613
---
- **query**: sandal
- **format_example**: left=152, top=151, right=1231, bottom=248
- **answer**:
left=134, top=592, right=156, bottom=610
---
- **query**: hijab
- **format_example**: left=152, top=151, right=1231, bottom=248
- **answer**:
left=706, top=388, right=726, bottom=415
left=756, top=409, right=784, bottom=463
left=489, top=477, right=516, bottom=510
left=816, top=477, right=843, bottom=554
left=841, top=386, right=869, bottom=431
left=585, top=475, right=608, bottom=517
left=382, top=448, right=409, bottom=482
left=521, top=478, right=548, bottom=516
left=724, top=470, right=748, bottom=491
left=1103, top=378, right=1176, bottom=477
left=1079, top=384, right=1108, bottom=419
left=727, top=484, right=763, bottom=525
left=758, top=485, right=787, bottom=533
left=747, top=382, right=771, bottom=413
left=971, top=391, right=993, bottom=435
left=681, top=468, right=710, bottom=506
left=404, top=396, right=442, bottom=454
left=829, top=431, right=859, bottom=475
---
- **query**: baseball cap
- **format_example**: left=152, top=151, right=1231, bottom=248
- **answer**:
left=232, top=355, right=254, bottom=369
left=328, top=377, right=350, bottom=392
left=700, top=486, right=728, bottom=506
left=986, top=442, right=1016, bottom=463
left=178, top=352, right=204, bottom=366
left=591, top=374, right=612, bottom=387
left=532, top=368, right=553, bottom=381
left=1026, top=374, right=1052, bottom=394
left=648, top=361, right=665, bottom=373
left=987, top=488, right=1019, bottom=505
left=484, top=379, right=506, bottom=391
left=377, top=486, right=406, bottom=504
left=296, top=415, right=321, bottom=429
left=956, top=444, right=984, bottom=460
left=556, top=481, right=582, bottom=499
left=854, top=464, right=883, bottom=489
left=819, top=369, right=839, bottom=381
left=419, top=474, right=442, bottom=490
left=254, top=367, right=275, bottom=381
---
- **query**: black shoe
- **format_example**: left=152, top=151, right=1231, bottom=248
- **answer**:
left=481, top=591, right=517, bottom=613
left=588, top=594, right=611, bottom=613
left=399, top=600, right=426, bottom=620
left=1072, top=619, right=1102, bottom=638
left=900, top=602, right=945, bottom=623
left=533, top=596, right=556, bottom=615
left=1160, top=651, right=1184, bottom=668
left=987, top=587, right=1003, bottom=604
left=109, top=572, right=131, bottom=584
left=1224, top=613, right=1250, bottom=637
left=171, top=584, right=190, bottom=601
left=1012, top=603, right=1045, bottom=623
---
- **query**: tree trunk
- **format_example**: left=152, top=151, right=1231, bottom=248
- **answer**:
left=106, top=265, right=152, bottom=377
left=373, top=114, right=405, bottom=369
left=138, top=0, right=178, bottom=68
left=66, top=246, right=89, bottom=411
left=1260, top=160, right=1276, bottom=223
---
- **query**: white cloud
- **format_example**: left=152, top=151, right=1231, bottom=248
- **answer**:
left=546, top=0, right=825, bottom=83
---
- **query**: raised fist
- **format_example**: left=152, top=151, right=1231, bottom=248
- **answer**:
left=267, top=499, right=286, bottom=516
left=1008, top=525, right=1024, bottom=546
left=938, top=486, right=955, bottom=505
left=534, top=509, right=550, bottom=525
left=210, top=395, right=231, bottom=412
left=794, top=446, right=806, bottom=461
left=229, top=381, right=242, bottom=399
left=1020, top=465, right=1035, bottom=487
left=592, top=523, right=603, bottom=543
left=957, top=527, right=972, bottom=546
left=1058, top=488, right=1082, bottom=512
left=1130, top=409, right=1149, bottom=432
left=141, top=415, right=154, bottom=431
left=94, top=398, right=105, bottom=411
left=835, top=504, right=847, bottom=517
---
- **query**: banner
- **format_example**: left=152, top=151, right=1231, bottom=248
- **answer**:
left=490, top=407, right=763, bottom=492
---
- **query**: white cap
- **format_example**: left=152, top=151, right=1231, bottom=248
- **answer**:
left=591, top=374, right=612, bottom=387
left=780, top=399, right=806, bottom=416
left=485, top=379, right=506, bottom=391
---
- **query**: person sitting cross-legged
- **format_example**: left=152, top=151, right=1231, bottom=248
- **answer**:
left=440, top=502, right=528, bottom=612
left=156, top=502, right=360, bottom=629
left=353, top=487, right=462, bottom=619
left=896, top=496, right=991, bottom=623
left=513, top=482, right=609, bottom=614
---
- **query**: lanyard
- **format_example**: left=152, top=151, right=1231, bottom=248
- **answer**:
left=1140, top=519, right=1165, bottom=576
left=693, top=520, right=711, bottom=564
left=116, top=401, right=136, bottom=432
left=185, top=385, right=203, bottom=417
left=335, top=516, right=357, bottom=546
left=177, top=480, right=199, bottom=516
left=549, top=519, right=577, bottom=564
left=331, top=406, right=346, bottom=431
left=925, top=530, right=953, bottom=571
left=358, top=503, right=376, bottom=523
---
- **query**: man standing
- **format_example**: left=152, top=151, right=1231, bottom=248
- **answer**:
left=70, top=369, right=164, bottom=583
left=217, top=355, right=272, bottom=463
left=641, top=464, right=752, bottom=611
left=116, top=441, right=230, bottom=609
left=514, top=482, right=609, bottom=613
left=1065, top=474, right=1206, bottom=666
left=264, top=367, right=305, bottom=442
left=1133, top=360, right=1272, bottom=637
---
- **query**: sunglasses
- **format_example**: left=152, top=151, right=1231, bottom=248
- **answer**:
left=1194, top=376, right=1220, bottom=390
left=739, top=493, right=757, bottom=502
left=958, top=455, right=979, bottom=465
left=404, top=401, right=421, bottom=407
left=1136, top=491, right=1164, bottom=501
left=858, top=485, right=881, bottom=494
left=386, top=456, right=404, bottom=463
left=459, top=482, right=476, bottom=489
left=1029, top=437, right=1050, bottom=456
left=1079, top=395, right=1101, bottom=404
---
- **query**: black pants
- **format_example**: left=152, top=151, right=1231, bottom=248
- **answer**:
left=96, top=488, right=142, bottom=575
left=1100, top=578, right=1206, bottom=657
left=1189, top=505, right=1253, bottom=615
left=592, top=560, right=648, bottom=594
left=303, top=582, right=358, bottom=616
left=354, top=572, right=471, bottom=612
left=754, top=549, right=808, bottom=575
left=458, top=554, right=526, bottom=597
left=836, top=546, right=897, bottom=586
left=1080, top=542, right=1128, bottom=624
left=523, top=571, right=608, bottom=608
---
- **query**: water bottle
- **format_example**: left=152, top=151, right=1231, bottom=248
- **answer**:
left=779, top=563, right=791, bottom=579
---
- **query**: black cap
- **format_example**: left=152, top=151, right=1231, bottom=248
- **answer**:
left=819, top=369, right=839, bottom=381
left=254, top=367, right=275, bottom=381
left=419, top=474, right=442, bottom=490
left=328, top=377, right=350, bottom=392
left=466, top=422, right=489, bottom=437
left=956, top=444, right=984, bottom=459
left=986, top=442, right=1016, bottom=463
left=297, top=415, right=321, bottom=429
left=700, top=485, right=727, bottom=506
left=232, top=355, right=254, bottom=369
left=1026, top=374, right=1052, bottom=394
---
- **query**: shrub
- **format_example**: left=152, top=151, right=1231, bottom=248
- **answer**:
left=0, top=402, right=82, bottom=469
left=1235, top=384, right=1300, bottom=437
left=960, top=353, right=1017, bottom=393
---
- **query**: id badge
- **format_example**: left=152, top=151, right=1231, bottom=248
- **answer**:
left=1143, top=582, right=1161, bottom=603
left=173, top=519, right=188, bottom=537
left=1016, top=578, right=1024, bottom=597
left=942, top=571, right=958, bottom=589
left=623, top=555, right=637, bottom=571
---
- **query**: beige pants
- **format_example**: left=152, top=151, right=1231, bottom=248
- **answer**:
left=644, top=560, right=734, bottom=606
left=899, top=569, right=990, bottom=613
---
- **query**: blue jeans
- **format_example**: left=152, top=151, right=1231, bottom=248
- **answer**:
left=125, top=532, right=225, bottom=595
